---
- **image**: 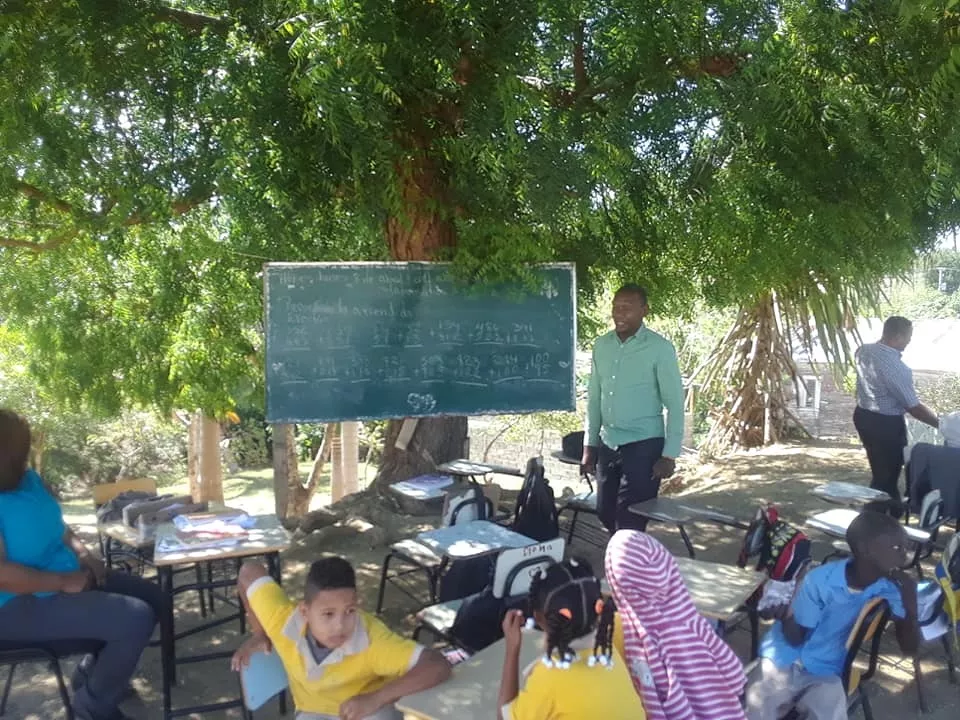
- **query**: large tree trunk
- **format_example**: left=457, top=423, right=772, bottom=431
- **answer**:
left=272, top=423, right=298, bottom=519
left=187, top=411, right=202, bottom=500
left=31, top=429, right=45, bottom=477
left=342, top=421, right=360, bottom=496
left=197, top=414, right=223, bottom=503
left=375, top=152, right=468, bottom=488
left=287, top=423, right=335, bottom=517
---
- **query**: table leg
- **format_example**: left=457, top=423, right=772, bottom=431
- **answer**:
left=748, top=606, right=760, bottom=661
left=677, top=523, right=696, bottom=558
left=264, top=553, right=288, bottom=716
left=158, top=565, right=175, bottom=720
left=104, top=536, right=114, bottom=570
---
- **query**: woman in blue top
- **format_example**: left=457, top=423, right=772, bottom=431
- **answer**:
left=0, top=409, right=169, bottom=720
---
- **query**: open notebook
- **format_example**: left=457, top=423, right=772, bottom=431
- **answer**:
left=240, top=650, right=289, bottom=711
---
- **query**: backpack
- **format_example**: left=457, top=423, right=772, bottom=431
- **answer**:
left=738, top=504, right=812, bottom=582
left=511, top=457, right=559, bottom=543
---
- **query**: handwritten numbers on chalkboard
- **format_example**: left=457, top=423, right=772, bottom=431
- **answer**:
left=407, top=393, right=437, bottom=413
left=264, top=263, right=576, bottom=422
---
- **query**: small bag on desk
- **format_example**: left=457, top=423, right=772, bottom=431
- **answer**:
left=122, top=495, right=195, bottom=527
left=133, top=501, right=208, bottom=544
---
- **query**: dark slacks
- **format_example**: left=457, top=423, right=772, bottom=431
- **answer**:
left=0, top=570, right=168, bottom=720
left=853, top=406, right=907, bottom=511
left=596, top=437, right=665, bottom=532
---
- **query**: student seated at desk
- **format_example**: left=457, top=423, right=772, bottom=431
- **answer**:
left=498, top=559, right=645, bottom=720
left=232, top=556, right=451, bottom=720
left=606, top=531, right=748, bottom=720
left=745, top=511, right=919, bottom=720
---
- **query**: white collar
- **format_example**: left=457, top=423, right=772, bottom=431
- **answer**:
left=282, top=611, right=370, bottom=681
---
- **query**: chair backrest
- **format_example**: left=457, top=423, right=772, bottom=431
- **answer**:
left=919, top=489, right=945, bottom=536
left=492, top=537, right=565, bottom=599
left=240, top=649, right=288, bottom=710
left=841, top=597, right=891, bottom=695
left=91, top=478, right=158, bottom=508
left=443, top=483, right=494, bottom=527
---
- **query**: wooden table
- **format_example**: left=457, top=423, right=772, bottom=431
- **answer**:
left=629, top=496, right=750, bottom=558
left=601, top=557, right=765, bottom=623
left=399, top=631, right=544, bottom=720
left=153, top=514, right=291, bottom=720
left=414, top=520, right=535, bottom=560
left=812, top=481, right=891, bottom=508
left=436, top=459, right=524, bottom=481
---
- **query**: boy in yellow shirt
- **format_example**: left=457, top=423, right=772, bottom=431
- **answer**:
left=232, top=556, right=451, bottom=720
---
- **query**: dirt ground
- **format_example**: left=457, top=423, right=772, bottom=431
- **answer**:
left=10, top=438, right=959, bottom=719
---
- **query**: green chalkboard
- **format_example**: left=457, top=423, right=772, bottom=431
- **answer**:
left=264, top=262, right=576, bottom=423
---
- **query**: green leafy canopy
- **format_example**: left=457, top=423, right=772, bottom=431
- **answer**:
left=1, top=0, right=959, bottom=414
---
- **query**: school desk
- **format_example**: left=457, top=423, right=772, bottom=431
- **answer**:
left=628, top=496, right=751, bottom=559
left=398, top=630, right=545, bottom=720
left=811, top=481, right=892, bottom=508
left=601, top=556, right=766, bottom=658
left=152, top=513, right=292, bottom=720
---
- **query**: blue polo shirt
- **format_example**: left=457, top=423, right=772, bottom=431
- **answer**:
left=0, top=469, right=79, bottom=607
left=760, top=559, right=905, bottom=677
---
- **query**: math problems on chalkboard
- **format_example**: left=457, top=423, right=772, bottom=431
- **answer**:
left=264, top=263, right=576, bottom=423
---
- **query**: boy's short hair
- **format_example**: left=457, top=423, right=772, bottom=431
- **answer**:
left=846, top=510, right=903, bottom=556
left=304, top=556, right=356, bottom=602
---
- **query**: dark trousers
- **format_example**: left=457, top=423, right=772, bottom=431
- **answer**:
left=853, top=406, right=907, bottom=510
left=0, top=570, right=168, bottom=720
left=596, top=437, right=665, bottom=532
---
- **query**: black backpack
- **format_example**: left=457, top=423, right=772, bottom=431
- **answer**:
left=512, top=457, right=559, bottom=543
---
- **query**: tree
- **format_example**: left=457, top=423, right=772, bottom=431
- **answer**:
left=2, top=0, right=960, bottom=489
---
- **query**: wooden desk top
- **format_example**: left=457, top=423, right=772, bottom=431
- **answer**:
left=152, top=514, right=291, bottom=567
left=399, top=631, right=544, bottom=720
left=673, top=556, right=765, bottom=620
left=415, top=521, right=535, bottom=560
left=812, top=481, right=890, bottom=507
left=601, top=557, right=765, bottom=622
left=435, top=460, right=494, bottom=477
left=630, top=496, right=749, bottom=529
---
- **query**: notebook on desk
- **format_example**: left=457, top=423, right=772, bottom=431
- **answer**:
left=240, top=649, right=289, bottom=710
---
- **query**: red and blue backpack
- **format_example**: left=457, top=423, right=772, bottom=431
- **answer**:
left=738, top=505, right=812, bottom=582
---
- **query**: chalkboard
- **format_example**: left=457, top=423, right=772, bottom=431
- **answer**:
left=264, top=262, right=576, bottom=423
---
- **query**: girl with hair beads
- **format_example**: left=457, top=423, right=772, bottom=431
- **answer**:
left=497, top=558, right=645, bottom=720
left=606, top=530, right=747, bottom=720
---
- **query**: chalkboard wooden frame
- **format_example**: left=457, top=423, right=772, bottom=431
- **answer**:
left=263, top=262, right=577, bottom=423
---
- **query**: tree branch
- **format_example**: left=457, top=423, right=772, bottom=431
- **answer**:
left=1, top=192, right=210, bottom=253
left=154, top=5, right=232, bottom=33
left=0, top=229, right=78, bottom=253
left=14, top=181, right=88, bottom=218
left=519, top=53, right=743, bottom=108
left=573, top=21, right=588, bottom=95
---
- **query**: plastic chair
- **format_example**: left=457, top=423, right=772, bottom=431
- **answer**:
left=0, top=640, right=102, bottom=719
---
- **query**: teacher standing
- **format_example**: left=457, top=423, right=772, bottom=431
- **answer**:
left=581, top=284, right=685, bottom=532
left=853, top=316, right=939, bottom=515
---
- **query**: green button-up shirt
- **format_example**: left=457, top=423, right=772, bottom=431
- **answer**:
left=585, top=326, right=685, bottom=458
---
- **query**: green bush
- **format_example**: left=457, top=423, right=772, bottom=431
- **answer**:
left=42, top=410, right=187, bottom=488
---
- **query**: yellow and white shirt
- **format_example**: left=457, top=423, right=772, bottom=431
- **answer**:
left=247, top=577, right=423, bottom=717
left=502, top=635, right=646, bottom=720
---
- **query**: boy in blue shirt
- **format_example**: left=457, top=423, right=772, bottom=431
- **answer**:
left=746, top=511, right=919, bottom=720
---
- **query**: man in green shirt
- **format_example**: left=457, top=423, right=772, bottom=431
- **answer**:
left=580, top=284, right=685, bottom=531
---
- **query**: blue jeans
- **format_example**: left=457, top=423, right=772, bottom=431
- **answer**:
left=0, top=571, right=168, bottom=720
left=596, top=437, right=665, bottom=532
